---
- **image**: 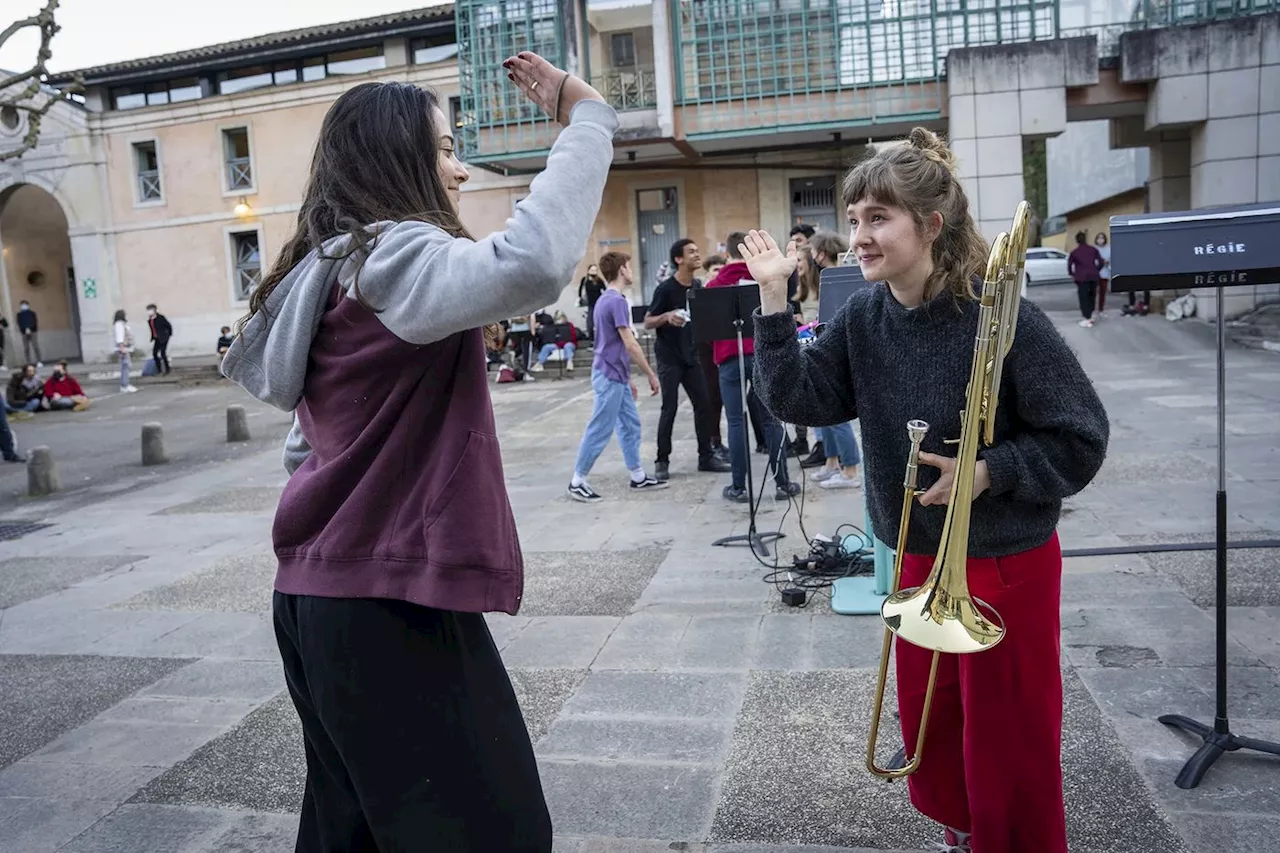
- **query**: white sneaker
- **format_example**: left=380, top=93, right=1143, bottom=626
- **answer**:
left=565, top=360, right=574, bottom=371
left=529, top=363, right=544, bottom=373
left=123, top=385, right=139, bottom=393
left=810, top=467, right=839, bottom=483
left=1077, top=318, right=1094, bottom=328
left=819, top=473, right=861, bottom=490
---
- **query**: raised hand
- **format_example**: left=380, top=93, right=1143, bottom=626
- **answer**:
left=503, top=52, right=604, bottom=126
left=738, top=230, right=797, bottom=315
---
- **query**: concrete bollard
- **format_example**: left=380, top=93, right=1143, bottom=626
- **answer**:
left=226, top=405, right=251, bottom=443
left=141, top=423, right=168, bottom=466
left=27, top=446, right=59, bottom=497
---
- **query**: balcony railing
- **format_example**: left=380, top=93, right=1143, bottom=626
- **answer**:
left=594, top=67, right=658, bottom=111
left=226, top=157, right=253, bottom=191
left=1060, top=0, right=1278, bottom=58
left=137, top=170, right=162, bottom=202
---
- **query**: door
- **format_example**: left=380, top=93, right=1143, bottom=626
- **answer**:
left=790, top=175, right=838, bottom=234
left=636, top=187, right=679, bottom=305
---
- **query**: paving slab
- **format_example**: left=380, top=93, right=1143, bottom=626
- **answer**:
left=155, top=487, right=282, bottom=515
left=0, top=556, right=143, bottom=610
left=112, top=554, right=276, bottom=614
left=519, top=548, right=667, bottom=617
left=0, top=655, right=191, bottom=768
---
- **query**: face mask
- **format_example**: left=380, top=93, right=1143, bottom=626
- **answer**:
left=19, top=304, right=28, bottom=310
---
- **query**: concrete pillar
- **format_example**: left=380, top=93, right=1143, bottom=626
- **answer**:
left=141, top=423, right=167, bottom=466
left=1147, top=133, right=1191, bottom=213
left=226, top=405, right=251, bottom=442
left=26, top=446, right=59, bottom=497
left=651, top=0, right=675, bottom=138
left=947, top=40, right=1089, bottom=244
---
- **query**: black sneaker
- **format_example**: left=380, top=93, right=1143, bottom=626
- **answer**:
left=723, top=484, right=749, bottom=503
left=567, top=482, right=602, bottom=503
left=775, top=481, right=801, bottom=500
left=800, top=444, right=826, bottom=469
left=630, top=476, right=668, bottom=492
left=698, top=457, right=731, bottom=473
left=4, top=455, right=24, bottom=464
left=790, top=439, right=809, bottom=457
left=654, top=462, right=669, bottom=482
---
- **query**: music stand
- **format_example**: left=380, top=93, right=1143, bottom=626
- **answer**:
left=687, top=281, right=784, bottom=558
left=1111, top=201, right=1280, bottom=789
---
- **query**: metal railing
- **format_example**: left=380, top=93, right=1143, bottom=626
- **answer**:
left=1061, top=0, right=1278, bottom=58
left=137, top=170, right=162, bottom=202
left=226, top=157, right=253, bottom=191
left=593, top=67, right=658, bottom=111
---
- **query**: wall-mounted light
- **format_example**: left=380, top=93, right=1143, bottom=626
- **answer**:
left=233, top=197, right=251, bottom=218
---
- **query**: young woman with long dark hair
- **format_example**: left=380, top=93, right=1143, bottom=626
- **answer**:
left=221, top=53, right=616, bottom=851
left=743, top=128, right=1109, bottom=853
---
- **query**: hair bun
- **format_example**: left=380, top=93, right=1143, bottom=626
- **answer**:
left=907, top=127, right=959, bottom=175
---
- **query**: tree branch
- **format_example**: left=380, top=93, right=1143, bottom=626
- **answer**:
left=0, top=1, right=83, bottom=163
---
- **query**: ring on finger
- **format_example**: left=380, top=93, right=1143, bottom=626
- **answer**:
left=531, top=80, right=540, bottom=91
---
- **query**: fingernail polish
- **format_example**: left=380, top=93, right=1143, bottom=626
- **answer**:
left=508, top=73, right=514, bottom=81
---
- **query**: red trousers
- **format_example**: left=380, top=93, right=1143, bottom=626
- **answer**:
left=894, top=532, right=1067, bottom=853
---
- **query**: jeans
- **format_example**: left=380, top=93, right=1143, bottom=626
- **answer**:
left=656, top=357, right=713, bottom=465
left=538, top=342, right=576, bottom=364
left=0, top=406, right=17, bottom=460
left=573, top=370, right=642, bottom=477
left=153, top=337, right=171, bottom=373
left=22, top=331, right=41, bottom=364
left=719, top=354, right=791, bottom=489
left=817, top=422, right=861, bottom=467
left=119, top=352, right=132, bottom=389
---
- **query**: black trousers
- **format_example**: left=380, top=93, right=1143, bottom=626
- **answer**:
left=273, top=592, right=552, bottom=853
left=656, top=357, right=713, bottom=465
left=1075, top=281, right=1098, bottom=320
left=153, top=338, right=171, bottom=374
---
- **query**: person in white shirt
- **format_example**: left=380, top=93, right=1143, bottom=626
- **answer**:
left=112, top=310, right=139, bottom=393
left=1094, top=232, right=1112, bottom=319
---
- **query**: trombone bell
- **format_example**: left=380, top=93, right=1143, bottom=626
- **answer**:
left=881, top=587, right=1004, bottom=654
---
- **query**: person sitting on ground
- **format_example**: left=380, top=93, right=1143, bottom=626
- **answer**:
left=7, top=364, right=43, bottom=413
left=43, top=361, right=91, bottom=411
left=217, top=326, right=235, bottom=356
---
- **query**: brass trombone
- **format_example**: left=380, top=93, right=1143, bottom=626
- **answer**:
left=865, top=201, right=1033, bottom=780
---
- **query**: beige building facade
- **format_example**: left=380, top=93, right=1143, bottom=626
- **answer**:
left=2, top=3, right=1275, bottom=367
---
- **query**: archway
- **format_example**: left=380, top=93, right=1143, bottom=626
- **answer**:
left=0, top=183, right=81, bottom=365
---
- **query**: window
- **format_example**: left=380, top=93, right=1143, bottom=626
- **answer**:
left=112, top=79, right=208, bottom=110
left=218, top=66, right=273, bottom=96
left=611, top=33, right=637, bottom=68
left=411, top=36, right=459, bottom=64
left=231, top=231, right=262, bottom=301
left=223, top=127, right=252, bottom=191
left=327, top=46, right=386, bottom=76
left=449, top=96, right=465, bottom=159
left=132, top=141, right=162, bottom=202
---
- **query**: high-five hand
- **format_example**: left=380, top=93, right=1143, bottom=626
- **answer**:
left=503, top=52, right=604, bottom=126
left=738, top=230, right=797, bottom=316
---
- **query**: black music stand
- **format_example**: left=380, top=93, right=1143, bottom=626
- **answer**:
left=817, top=265, right=872, bottom=326
left=1111, top=202, right=1280, bottom=789
left=687, top=281, right=784, bottom=558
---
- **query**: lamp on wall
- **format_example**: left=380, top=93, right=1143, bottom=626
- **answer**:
left=233, top=197, right=252, bottom=218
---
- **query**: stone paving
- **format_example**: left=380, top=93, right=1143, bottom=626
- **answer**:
left=0, top=283, right=1278, bottom=852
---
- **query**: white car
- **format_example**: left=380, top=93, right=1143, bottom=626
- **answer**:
left=1023, top=247, right=1071, bottom=287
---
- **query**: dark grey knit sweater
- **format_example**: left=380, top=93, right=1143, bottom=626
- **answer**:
left=752, top=283, right=1110, bottom=558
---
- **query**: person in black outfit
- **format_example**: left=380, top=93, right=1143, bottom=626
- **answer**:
left=644, top=238, right=730, bottom=482
left=16, top=301, right=41, bottom=366
left=147, top=303, right=173, bottom=374
left=578, top=264, right=606, bottom=340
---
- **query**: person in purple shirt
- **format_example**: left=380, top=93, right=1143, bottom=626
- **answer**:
left=1067, top=230, right=1105, bottom=328
left=567, top=251, right=666, bottom=502
left=221, top=53, right=617, bottom=851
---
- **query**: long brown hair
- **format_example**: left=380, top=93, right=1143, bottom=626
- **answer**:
left=242, top=82, right=470, bottom=330
left=841, top=127, right=987, bottom=301
left=795, top=245, right=820, bottom=303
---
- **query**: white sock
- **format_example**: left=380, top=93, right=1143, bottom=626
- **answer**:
left=630, top=467, right=646, bottom=483
left=571, top=472, right=587, bottom=488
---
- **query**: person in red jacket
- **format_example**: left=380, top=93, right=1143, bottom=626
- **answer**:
left=706, top=231, right=800, bottom=502
left=43, top=361, right=91, bottom=411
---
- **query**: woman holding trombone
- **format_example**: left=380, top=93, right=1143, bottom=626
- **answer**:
left=742, top=128, right=1109, bottom=853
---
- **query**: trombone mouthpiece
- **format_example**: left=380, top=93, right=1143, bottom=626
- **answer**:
left=907, top=420, right=929, bottom=444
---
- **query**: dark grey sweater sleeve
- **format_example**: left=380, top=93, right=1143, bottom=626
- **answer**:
left=751, top=306, right=857, bottom=427
left=981, top=303, right=1110, bottom=502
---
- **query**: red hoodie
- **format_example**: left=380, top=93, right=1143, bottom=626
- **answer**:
left=705, top=260, right=758, bottom=366
left=44, top=373, right=84, bottom=398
